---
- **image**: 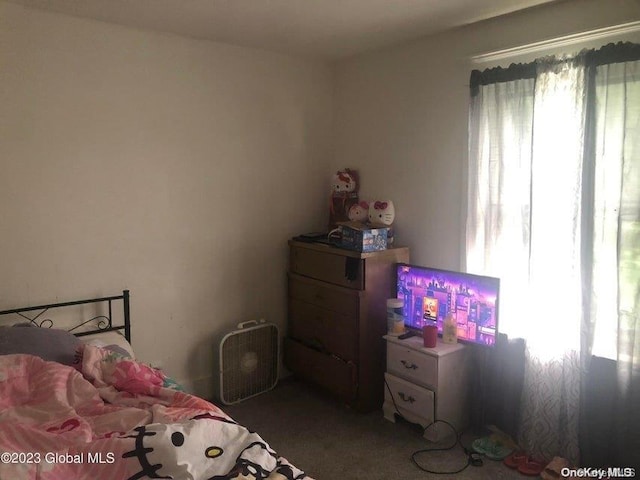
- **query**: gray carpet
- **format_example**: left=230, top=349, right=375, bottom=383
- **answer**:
left=222, top=378, right=530, bottom=480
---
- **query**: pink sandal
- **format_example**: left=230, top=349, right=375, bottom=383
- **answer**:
left=518, top=457, right=547, bottom=476
left=504, top=451, right=528, bottom=469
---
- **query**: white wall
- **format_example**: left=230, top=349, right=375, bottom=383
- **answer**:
left=333, top=0, right=640, bottom=270
left=0, top=2, right=332, bottom=396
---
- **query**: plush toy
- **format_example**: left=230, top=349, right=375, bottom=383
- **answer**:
left=332, top=170, right=357, bottom=193
left=329, top=168, right=359, bottom=229
left=368, top=200, right=395, bottom=226
left=368, top=200, right=396, bottom=245
left=347, top=201, right=369, bottom=223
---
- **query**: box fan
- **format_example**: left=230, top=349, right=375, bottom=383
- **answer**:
left=217, top=319, right=279, bottom=405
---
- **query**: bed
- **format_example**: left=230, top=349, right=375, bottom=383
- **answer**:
left=0, top=290, right=311, bottom=480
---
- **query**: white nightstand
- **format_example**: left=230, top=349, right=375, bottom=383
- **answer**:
left=383, top=334, right=472, bottom=442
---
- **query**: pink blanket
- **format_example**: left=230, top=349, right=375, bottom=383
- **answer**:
left=0, top=346, right=309, bottom=479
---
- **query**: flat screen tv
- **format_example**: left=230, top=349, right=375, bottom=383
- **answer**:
left=396, top=263, right=500, bottom=347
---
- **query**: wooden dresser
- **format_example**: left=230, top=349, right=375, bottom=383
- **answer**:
left=284, top=240, right=409, bottom=412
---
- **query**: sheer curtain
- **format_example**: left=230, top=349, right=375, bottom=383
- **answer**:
left=518, top=57, right=587, bottom=463
left=467, top=45, right=640, bottom=465
left=591, top=59, right=640, bottom=467
left=467, top=77, right=534, bottom=342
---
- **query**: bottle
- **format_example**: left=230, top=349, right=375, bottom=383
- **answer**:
left=442, top=312, right=458, bottom=344
left=386, top=298, right=404, bottom=334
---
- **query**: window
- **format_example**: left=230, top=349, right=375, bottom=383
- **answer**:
left=467, top=43, right=640, bottom=361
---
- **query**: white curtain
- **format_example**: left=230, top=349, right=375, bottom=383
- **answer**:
left=467, top=52, right=640, bottom=464
left=467, top=77, right=534, bottom=342
left=591, top=59, right=640, bottom=465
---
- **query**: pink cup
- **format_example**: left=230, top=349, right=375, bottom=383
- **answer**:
left=423, top=325, right=438, bottom=348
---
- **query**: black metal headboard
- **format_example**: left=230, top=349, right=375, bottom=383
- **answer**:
left=0, top=290, right=131, bottom=343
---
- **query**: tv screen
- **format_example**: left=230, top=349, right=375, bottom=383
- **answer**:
left=396, top=263, right=500, bottom=347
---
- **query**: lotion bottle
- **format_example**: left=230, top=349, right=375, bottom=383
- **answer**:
left=443, top=312, right=458, bottom=344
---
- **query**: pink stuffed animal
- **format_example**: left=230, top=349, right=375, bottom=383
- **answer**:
left=329, top=168, right=359, bottom=229
left=332, top=170, right=357, bottom=193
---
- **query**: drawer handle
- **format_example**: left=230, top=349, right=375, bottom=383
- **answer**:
left=400, top=360, right=418, bottom=370
left=398, top=392, right=416, bottom=403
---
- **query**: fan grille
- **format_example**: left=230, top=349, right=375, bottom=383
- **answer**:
left=220, top=324, right=278, bottom=404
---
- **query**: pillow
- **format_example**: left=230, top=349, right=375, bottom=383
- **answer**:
left=0, top=324, right=81, bottom=366
left=81, top=331, right=135, bottom=359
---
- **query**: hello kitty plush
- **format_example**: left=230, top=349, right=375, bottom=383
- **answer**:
left=348, top=201, right=369, bottom=223
left=368, top=200, right=395, bottom=226
left=329, top=168, right=359, bottom=229
left=368, top=200, right=396, bottom=245
left=332, top=170, right=357, bottom=193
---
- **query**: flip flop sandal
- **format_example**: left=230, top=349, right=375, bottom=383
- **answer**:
left=472, top=436, right=513, bottom=461
left=518, top=457, right=547, bottom=476
left=485, top=442, right=514, bottom=461
left=540, top=456, right=570, bottom=480
left=504, top=451, right=528, bottom=469
left=471, top=437, right=492, bottom=455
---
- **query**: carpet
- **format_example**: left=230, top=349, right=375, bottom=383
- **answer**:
left=222, top=378, right=528, bottom=479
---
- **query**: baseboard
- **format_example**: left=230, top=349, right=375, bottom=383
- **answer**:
left=180, top=372, right=292, bottom=402
left=179, top=375, right=215, bottom=400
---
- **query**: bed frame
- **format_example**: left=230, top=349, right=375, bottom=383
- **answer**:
left=0, top=290, right=131, bottom=343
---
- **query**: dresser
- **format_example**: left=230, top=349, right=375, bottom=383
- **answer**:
left=383, top=335, right=471, bottom=441
left=284, top=240, right=409, bottom=412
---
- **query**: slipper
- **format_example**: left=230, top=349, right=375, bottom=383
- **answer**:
left=541, top=457, right=570, bottom=479
left=485, top=442, right=514, bottom=461
left=504, top=450, right=528, bottom=469
left=471, top=436, right=514, bottom=461
left=471, top=437, right=492, bottom=455
left=518, top=457, right=547, bottom=476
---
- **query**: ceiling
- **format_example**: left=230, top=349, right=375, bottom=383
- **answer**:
left=7, top=0, right=558, bottom=60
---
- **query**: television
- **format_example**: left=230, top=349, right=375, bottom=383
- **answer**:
left=396, top=263, right=500, bottom=347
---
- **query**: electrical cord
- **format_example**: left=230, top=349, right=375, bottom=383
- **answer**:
left=384, top=378, right=483, bottom=475
left=410, top=420, right=481, bottom=475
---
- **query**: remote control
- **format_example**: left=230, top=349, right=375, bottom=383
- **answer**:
left=397, top=331, right=416, bottom=340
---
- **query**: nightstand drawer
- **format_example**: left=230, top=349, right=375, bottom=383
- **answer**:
left=384, top=373, right=434, bottom=426
left=290, top=246, right=364, bottom=289
left=289, top=298, right=358, bottom=361
left=387, top=341, right=437, bottom=389
left=289, top=275, right=358, bottom=316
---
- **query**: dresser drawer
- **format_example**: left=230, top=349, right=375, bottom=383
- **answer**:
left=289, top=298, right=358, bottom=361
left=284, top=338, right=356, bottom=401
left=289, top=275, right=359, bottom=317
left=384, top=373, right=434, bottom=427
left=290, top=246, right=364, bottom=289
left=387, top=342, right=438, bottom=389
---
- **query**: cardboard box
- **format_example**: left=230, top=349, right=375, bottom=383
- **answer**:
left=338, top=221, right=388, bottom=252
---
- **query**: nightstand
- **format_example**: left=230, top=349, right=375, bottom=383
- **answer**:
left=383, top=335, right=471, bottom=442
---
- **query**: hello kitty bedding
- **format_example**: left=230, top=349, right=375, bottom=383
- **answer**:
left=0, top=344, right=311, bottom=480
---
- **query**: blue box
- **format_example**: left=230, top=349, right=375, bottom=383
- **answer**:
left=338, top=222, right=388, bottom=252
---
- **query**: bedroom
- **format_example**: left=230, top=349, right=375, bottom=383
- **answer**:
left=1, top=0, right=639, bottom=478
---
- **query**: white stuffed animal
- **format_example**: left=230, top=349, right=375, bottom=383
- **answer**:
left=348, top=201, right=369, bottom=222
left=368, top=200, right=395, bottom=245
left=368, top=200, right=395, bottom=226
